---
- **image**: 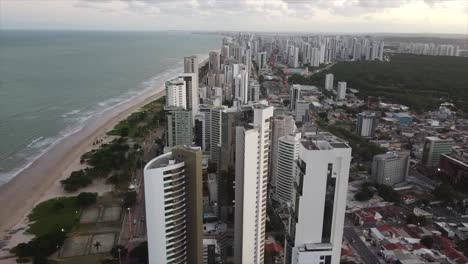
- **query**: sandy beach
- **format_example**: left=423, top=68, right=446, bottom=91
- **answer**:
left=0, top=87, right=165, bottom=249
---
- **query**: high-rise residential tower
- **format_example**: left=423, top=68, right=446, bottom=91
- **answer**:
left=273, top=133, right=301, bottom=204
left=270, top=115, right=296, bottom=189
left=325, top=74, right=334, bottom=91
left=336, top=81, right=346, bottom=100
left=422, top=136, right=454, bottom=168
left=144, top=146, right=203, bottom=264
left=356, top=111, right=378, bottom=138
left=165, top=107, right=193, bottom=147
left=286, top=132, right=351, bottom=264
left=234, top=104, right=274, bottom=264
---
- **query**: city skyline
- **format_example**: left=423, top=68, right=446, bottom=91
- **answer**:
left=2, top=0, right=467, bottom=34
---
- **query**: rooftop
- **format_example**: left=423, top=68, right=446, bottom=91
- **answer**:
left=301, top=132, right=350, bottom=150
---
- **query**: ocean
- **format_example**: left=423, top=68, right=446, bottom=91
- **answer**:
left=0, top=30, right=221, bottom=184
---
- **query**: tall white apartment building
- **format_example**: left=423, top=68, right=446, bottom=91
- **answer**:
left=270, top=115, right=296, bottom=189
left=234, top=105, right=274, bottom=264
left=144, top=146, right=203, bottom=264
left=310, top=47, right=320, bottom=67
left=274, top=133, right=301, bottom=204
left=325, top=74, right=334, bottom=91
left=289, top=84, right=301, bottom=110
left=183, top=55, right=199, bottom=123
left=289, top=46, right=299, bottom=68
left=179, top=72, right=199, bottom=124
left=337, top=82, right=346, bottom=100
left=165, top=77, right=187, bottom=109
left=286, top=132, right=352, bottom=264
left=356, top=111, right=378, bottom=138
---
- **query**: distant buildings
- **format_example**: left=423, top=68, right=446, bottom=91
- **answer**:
left=286, top=132, right=351, bottom=264
left=336, top=81, right=346, bottom=100
left=397, top=42, right=460, bottom=57
left=144, top=146, right=203, bottom=264
left=257, top=51, right=267, bottom=69
left=372, top=152, right=410, bottom=186
left=165, top=77, right=187, bottom=109
left=234, top=104, right=273, bottom=264
left=392, top=112, right=413, bottom=125
left=357, top=111, right=378, bottom=138
left=325, top=74, right=334, bottom=91
left=422, top=136, right=454, bottom=168
left=289, top=84, right=301, bottom=110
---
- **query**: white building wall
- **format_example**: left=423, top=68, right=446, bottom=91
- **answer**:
left=144, top=153, right=188, bottom=264
left=289, top=135, right=352, bottom=264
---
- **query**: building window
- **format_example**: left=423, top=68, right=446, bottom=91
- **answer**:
left=322, top=163, right=336, bottom=243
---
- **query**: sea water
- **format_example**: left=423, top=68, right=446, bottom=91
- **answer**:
left=0, top=30, right=221, bottom=184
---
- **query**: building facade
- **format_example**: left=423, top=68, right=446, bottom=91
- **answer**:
left=286, top=132, right=351, bottom=264
left=372, top=152, right=410, bottom=186
left=422, top=136, right=454, bottom=168
left=234, top=105, right=273, bottom=264
left=356, top=111, right=378, bottom=138
left=274, top=133, right=301, bottom=204
left=144, top=146, right=203, bottom=264
left=166, top=107, right=193, bottom=147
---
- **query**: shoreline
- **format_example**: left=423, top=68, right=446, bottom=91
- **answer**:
left=0, top=54, right=210, bottom=256
left=0, top=87, right=165, bottom=235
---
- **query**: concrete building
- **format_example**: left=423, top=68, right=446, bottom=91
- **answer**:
left=289, top=46, right=299, bottom=68
left=372, top=152, right=410, bottom=186
left=257, top=51, right=267, bottom=69
left=165, top=77, right=187, bottom=109
left=165, top=107, right=193, bottom=147
left=422, top=136, right=454, bottom=168
left=325, top=74, right=334, bottom=91
left=295, top=100, right=310, bottom=123
left=356, top=111, right=378, bottom=138
left=290, top=84, right=301, bottom=110
left=274, top=133, right=301, bottom=204
left=270, top=115, right=296, bottom=190
left=286, top=132, right=352, bottom=264
left=209, top=51, right=220, bottom=73
left=144, top=146, right=203, bottom=264
left=234, top=105, right=274, bottom=264
left=179, top=72, right=199, bottom=124
left=209, top=106, right=226, bottom=165
left=337, top=82, right=346, bottom=100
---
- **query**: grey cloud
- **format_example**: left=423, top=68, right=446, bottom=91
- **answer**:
left=74, top=0, right=452, bottom=18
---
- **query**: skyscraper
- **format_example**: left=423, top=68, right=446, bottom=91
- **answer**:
left=356, top=111, right=378, bottom=138
left=183, top=55, right=200, bottom=123
left=274, top=133, right=301, bottom=204
left=286, top=132, right=351, bottom=264
left=165, top=107, right=193, bottom=147
left=289, top=84, right=301, bottom=110
left=179, top=72, right=199, bottom=124
left=165, top=77, right=187, bottom=109
left=270, top=115, right=296, bottom=189
left=234, top=104, right=273, bottom=264
left=209, top=51, right=220, bottom=73
left=257, top=51, right=267, bottom=69
left=336, top=81, right=346, bottom=100
left=144, top=146, right=203, bottom=264
left=209, top=106, right=226, bottom=165
left=422, top=136, right=454, bottom=168
left=325, top=74, right=334, bottom=91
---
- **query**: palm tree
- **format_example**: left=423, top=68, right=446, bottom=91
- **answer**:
left=94, top=241, right=102, bottom=252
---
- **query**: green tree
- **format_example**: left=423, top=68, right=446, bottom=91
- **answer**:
left=76, top=192, right=97, bottom=207
left=129, top=242, right=148, bottom=264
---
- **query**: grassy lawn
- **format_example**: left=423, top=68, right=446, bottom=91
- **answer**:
left=28, top=197, right=81, bottom=237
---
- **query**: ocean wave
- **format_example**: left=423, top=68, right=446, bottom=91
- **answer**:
left=0, top=59, right=197, bottom=185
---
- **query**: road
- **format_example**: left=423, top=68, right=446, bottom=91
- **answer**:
left=343, top=226, right=381, bottom=264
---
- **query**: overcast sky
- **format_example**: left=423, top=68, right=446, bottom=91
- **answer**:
left=1, top=0, right=467, bottom=34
